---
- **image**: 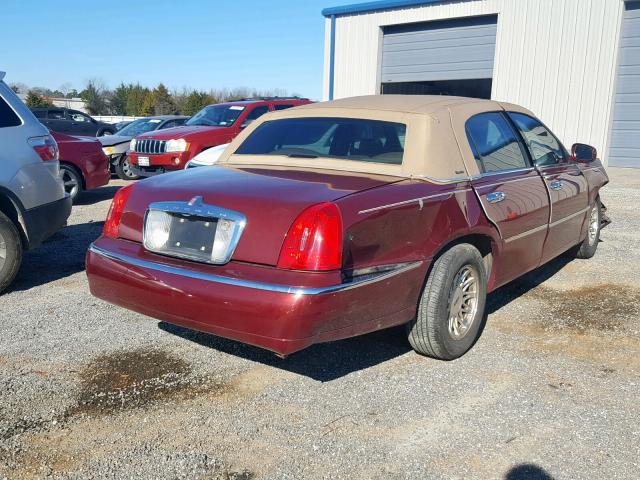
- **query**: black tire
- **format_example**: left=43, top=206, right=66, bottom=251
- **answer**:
left=97, top=128, right=115, bottom=137
left=114, top=154, right=141, bottom=180
left=60, top=164, right=84, bottom=203
left=575, top=198, right=602, bottom=259
left=407, top=243, right=487, bottom=360
left=0, top=211, right=23, bottom=294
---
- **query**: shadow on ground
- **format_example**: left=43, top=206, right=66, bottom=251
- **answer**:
left=159, top=322, right=411, bottom=382
left=505, top=463, right=554, bottom=480
left=160, top=252, right=579, bottom=381
left=74, top=185, right=121, bottom=206
left=9, top=221, right=104, bottom=292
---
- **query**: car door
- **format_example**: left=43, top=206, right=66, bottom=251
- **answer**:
left=68, top=110, right=96, bottom=136
left=46, top=108, right=69, bottom=133
left=507, top=112, right=589, bottom=263
left=467, top=112, right=550, bottom=286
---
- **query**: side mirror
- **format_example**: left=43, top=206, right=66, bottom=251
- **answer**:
left=571, top=143, right=597, bottom=163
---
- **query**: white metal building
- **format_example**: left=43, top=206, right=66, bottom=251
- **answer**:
left=322, top=0, right=640, bottom=167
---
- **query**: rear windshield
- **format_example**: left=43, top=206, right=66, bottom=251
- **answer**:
left=235, top=117, right=406, bottom=164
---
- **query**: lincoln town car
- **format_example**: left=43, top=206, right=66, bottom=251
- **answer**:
left=86, top=96, right=609, bottom=360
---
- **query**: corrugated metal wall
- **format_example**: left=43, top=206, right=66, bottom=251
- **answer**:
left=323, top=0, right=626, bottom=166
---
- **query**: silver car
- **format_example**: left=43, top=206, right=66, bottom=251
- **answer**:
left=0, top=71, right=72, bottom=293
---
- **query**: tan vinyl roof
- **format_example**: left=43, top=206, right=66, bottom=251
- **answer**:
left=218, top=95, right=535, bottom=182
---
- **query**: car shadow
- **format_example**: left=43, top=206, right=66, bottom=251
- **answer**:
left=158, top=322, right=411, bottom=382
left=504, top=463, right=554, bottom=480
left=8, top=221, right=104, bottom=292
left=487, top=254, right=573, bottom=314
left=74, top=185, right=122, bottom=206
left=159, top=253, right=580, bottom=381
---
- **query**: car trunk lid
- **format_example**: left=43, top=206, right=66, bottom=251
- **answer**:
left=119, top=165, right=400, bottom=266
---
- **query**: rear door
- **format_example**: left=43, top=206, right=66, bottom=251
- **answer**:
left=46, top=108, right=69, bottom=133
left=467, top=112, right=550, bottom=286
left=508, top=112, right=589, bottom=263
left=68, top=110, right=96, bottom=136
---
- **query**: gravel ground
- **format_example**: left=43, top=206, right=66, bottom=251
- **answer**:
left=0, top=168, right=638, bottom=479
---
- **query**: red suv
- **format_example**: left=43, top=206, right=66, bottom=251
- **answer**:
left=128, top=97, right=312, bottom=175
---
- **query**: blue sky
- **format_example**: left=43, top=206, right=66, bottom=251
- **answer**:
left=1, top=0, right=348, bottom=100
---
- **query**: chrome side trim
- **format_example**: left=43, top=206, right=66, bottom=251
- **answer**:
left=476, top=175, right=539, bottom=190
left=358, top=189, right=471, bottom=214
left=549, top=207, right=589, bottom=228
left=504, top=224, right=548, bottom=243
left=88, top=244, right=423, bottom=296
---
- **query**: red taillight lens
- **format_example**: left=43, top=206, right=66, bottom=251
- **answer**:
left=103, top=185, right=134, bottom=239
left=28, top=135, right=58, bottom=161
left=277, top=202, right=343, bottom=271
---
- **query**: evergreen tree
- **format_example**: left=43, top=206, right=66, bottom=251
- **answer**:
left=125, top=84, right=150, bottom=116
left=182, top=91, right=214, bottom=116
left=111, top=83, right=132, bottom=115
left=80, top=80, right=108, bottom=115
left=152, top=83, right=175, bottom=115
left=25, top=91, right=53, bottom=108
left=140, top=91, right=156, bottom=116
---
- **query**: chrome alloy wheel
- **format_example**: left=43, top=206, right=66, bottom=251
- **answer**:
left=122, top=157, right=137, bottom=178
left=0, top=230, right=6, bottom=271
left=447, top=265, right=479, bottom=340
left=62, top=168, right=80, bottom=199
left=587, top=205, right=599, bottom=246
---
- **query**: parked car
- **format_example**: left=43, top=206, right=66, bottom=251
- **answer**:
left=128, top=97, right=312, bottom=176
left=99, top=116, right=189, bottom=180
left=86, top=95, right=609, bottom=360
left=114, top=120, right=132, bottom=132
left=184, top=143, right=229, bottom=168
left=31, top=107, right=116, bottom=137
left=0, top=72, right=72, bottom=293
left=52, top=131, right=110, bottom=203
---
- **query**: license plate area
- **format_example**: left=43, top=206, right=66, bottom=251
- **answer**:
left=138, top=156, right=150, bottom=166
left=143, top=198, right=246, bottom=265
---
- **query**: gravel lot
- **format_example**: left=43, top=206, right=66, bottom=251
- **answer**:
left=0, top=167, right=638, bottom=479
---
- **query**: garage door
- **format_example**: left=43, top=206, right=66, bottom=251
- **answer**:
left=380, top=15, right=497, bottom=98
left=609, top=2, right=640, bottom=168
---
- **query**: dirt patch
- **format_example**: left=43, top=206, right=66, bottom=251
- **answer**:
left=525, top=284, right=640, bottom=332
left=70, top=348, right=206, bottom=417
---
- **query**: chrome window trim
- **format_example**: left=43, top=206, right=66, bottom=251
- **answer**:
left=358, top=188, right=472, bottom=215
left=88, top=244, right=423, bottom=296
left=475, top=175, right=541, bottom=190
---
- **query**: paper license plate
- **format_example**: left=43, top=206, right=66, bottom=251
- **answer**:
left=138, top=156, right=150, bottom=166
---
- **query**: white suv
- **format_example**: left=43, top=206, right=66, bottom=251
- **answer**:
left=0, top=71, right=72, bottom=293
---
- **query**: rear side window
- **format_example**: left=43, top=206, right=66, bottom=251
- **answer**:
left=0, top=95, right=22, bottom=128
left=274, top=104, right=295, bottom=111
left=47, top=109, right=65, bottom=120
left=32, top=109, right=46, bottom=119
left=246, top=105, right=269, bottom=121
left=508, top=112, right=567, bottom=166
left=236, top=117, right=407, bottom=165
left=465, top=112, right=529, bottom=174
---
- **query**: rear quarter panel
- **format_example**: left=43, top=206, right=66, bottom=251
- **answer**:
left=336, top=179, right=501, bottom=287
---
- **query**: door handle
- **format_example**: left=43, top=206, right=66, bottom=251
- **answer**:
left=549, top=180, right=563, bottom=190
left=486, top=191, right=506, bottom=203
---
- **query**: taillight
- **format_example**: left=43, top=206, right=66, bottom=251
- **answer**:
left=103, top=185, right=134, bottom=239
left=277, top=202, right=343, bottom=271
left=28, top=135, right=58, bottom=161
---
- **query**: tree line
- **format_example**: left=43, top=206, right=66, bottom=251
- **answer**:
left=12, top=80, right=303, bottom=117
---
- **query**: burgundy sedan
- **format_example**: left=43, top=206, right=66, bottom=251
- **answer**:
left=52, top=131, right=110, bottom=203
left=86, top=96, right=609, bottom=360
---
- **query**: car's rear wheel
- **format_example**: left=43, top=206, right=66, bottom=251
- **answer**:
left=574, top=198, right=602, bottom=259
left=0, top=212, right=23, bottom=294
left=407, top=243, right=487, bottom=360
left=60, top=164, right=83, bottom=203
left=115, top=154, right=140, bottom=180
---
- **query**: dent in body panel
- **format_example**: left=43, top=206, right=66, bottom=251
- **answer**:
left=338, top=179, right=495, bottom=271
